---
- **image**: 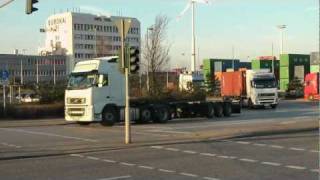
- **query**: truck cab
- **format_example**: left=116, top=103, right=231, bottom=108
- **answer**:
left=65, top=56, right=125, bottom=124
left=245, top=70, right=278, bottom=108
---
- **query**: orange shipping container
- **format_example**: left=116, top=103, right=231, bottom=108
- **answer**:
left=221, top=71, right=246, bottom=97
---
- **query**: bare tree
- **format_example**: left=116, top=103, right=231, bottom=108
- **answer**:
left=143, top=15, right=171, bottom=96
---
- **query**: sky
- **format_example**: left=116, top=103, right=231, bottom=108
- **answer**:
left=0, top=0, right=318, bottom=69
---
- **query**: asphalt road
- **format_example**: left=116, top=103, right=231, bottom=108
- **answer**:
left=0, top=100, right=318, bottom=180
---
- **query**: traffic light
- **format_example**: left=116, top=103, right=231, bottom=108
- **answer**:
left=129, top=47, right=140, bottom=74
left=26, top=0, right=38, bottom=14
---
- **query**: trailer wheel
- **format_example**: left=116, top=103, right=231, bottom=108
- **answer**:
left=206, top=103, right=214, bottom=118
left=214, top=103, right=223, bottom=118
left=153, top=106, right=169, bottom=123
left=136, top=107, right=152, bottom=124
left=223, top=103, right=232, bottom=117
left=101, top=107, right=117, bottom=126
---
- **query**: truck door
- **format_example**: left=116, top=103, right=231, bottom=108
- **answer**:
left=93, top=74, right=110, bottom=115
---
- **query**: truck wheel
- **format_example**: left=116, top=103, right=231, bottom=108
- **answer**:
left=248, top=99, right=254, bottom=109
left=270, top=104, right=277, bottom=109
left=223, top=103, right=232, bottom=117
left=206, top=103, right=214, bottom=118
left=101, top=107, right=117, bottom=126
left=136, top=107, right=152, bottom=124
left=214, top=103, right=223, bottom=118
left=153, top=106, right=169, bottom=123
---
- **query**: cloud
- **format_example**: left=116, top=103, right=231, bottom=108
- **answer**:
left=79, top=6, right=111, bottom=17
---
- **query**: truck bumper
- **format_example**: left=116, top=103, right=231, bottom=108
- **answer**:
left=65, top=105, right=95, bottom=122
left=255, top=98, right=278, bottom=106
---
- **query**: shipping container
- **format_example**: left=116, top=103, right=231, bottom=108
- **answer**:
left=310, top=52, right=320, bottom=65
left=294, top=65, right=305, bottom=81
left=304, top=72, right=320, bottom=100
left=310, top=65, right=320, bottom=73
left=221, top=71, right=246, bottom=97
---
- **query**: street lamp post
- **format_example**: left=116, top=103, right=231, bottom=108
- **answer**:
left=146, top=27, right=154, bottom=93
left=277, top=25, right=287, bottom=55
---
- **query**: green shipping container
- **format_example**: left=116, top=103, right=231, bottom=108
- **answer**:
left=203, top=59, right=214, bottom=83
left=280, top=54, right=289, bottom=67
left=310, top=65, right=320, bottom=73
left=280, top=66, right=289, bottom=79
left=280, top=78, right=289, bottom=91
left=251, top=59, right=260, bottom=70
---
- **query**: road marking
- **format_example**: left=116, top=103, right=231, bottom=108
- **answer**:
left=217, top=155, right=230, bottom=159
left=280, top=121, right=297, bottom=125
left=253, top=143, right=267, bottom=147
left=310, top=169, right=320, bottom=173
left=97, top=175, right=131, bottom=180
left=261, top=162, right=281, bottom=166
left=239, top=158, right=258, bottom=163
left=236, top=141, right=250, bottom=145
left=289, top=147, right=305, bottom=151
left=203, top=177, right=220, bottom=180
left=147, top=129, right=192, bottom=135
left=150, top=146, right=164, bottom=149
left=180, top=172, right=198, bottom=177
left=138, top=165, right=154, bottom=170
left=285, top=165, right=307, bottom=170
left=310, top=150, right=319, bottom=153
left=228, top=156, right=237, bottom=159
left=103, top=159, right=116, bottom=163
left=120, top=162, right=135, bottom=166
left=1, top=142, right=21, bottom=148
left=270, top=145, right=284, bottom=149
left=200, top=153, right=216, bottom=157
left=166, top=148, right=179, bottom=152
left=0, top=128, right=98, bottom=142
left=70, top=154, right=84, bottom=158
left=183, top=150, right=197, bottom=154
left=87, top=156, right=100, bottom=160
left=158, top=169, right=175, bottom=173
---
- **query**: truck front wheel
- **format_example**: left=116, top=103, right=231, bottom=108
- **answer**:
left=270, top=104, right=277, bottom=109
left=101, top=107, right=117, bottom=126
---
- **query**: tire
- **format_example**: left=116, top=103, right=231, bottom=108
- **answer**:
left=223, top=103, right=232, bottom=117
left=153, top=106, right=169, bottom=123
left=206, top=103, right=214, bottom=118
left=77, top=122, right=91, bottom=126
left=136, top=107, right=152, bottom=124
left=214, top=103, right=223, bottom=118
left=101, top=107, right=117, bottom=126
left=248, top=99, right=254, bottom=109
left=270, top=104, right=277, bottom=109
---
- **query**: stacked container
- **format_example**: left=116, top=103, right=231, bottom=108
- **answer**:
left=310, top=52, right=320, bottom=73
left=279, top=54, right=310, bottom=91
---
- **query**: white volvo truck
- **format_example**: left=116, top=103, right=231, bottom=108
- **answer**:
left=245, top=70, right=278, bottom=108
left=65, top=56, right=241, bottom=126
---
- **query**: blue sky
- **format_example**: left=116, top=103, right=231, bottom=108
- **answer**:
left=0, top=0, right=318, bottom=68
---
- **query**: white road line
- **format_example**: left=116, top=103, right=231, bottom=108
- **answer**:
left=1, top=142, right=22, bottom=148
left=70, top=154, right=84, bottom=158
left=158, top=169, right=175, bottom=173
left=261, top=162, right=281, bottom=166
left=239, top=158, right=258, bottom=163
left=203, top=177, right=220, bottom=180
left=166, top=148, right=179, bottom=152
left=270, top=145, right=284, bottom=149
left=217, top=155, right=230, bottom=159
left=285, top=165, right=307, bottom=170
left=103, top=159, right=117, bottom=163
left=97, top=175, right=131, bottom=180
left=310, top=150, right=319, bottom=153
left=183, top=150, right=197, bottom=154
left=253, top=143, right=267, bottom=147
left=120, top=162, right=135, bottom=166
left=180, top=172, right=198, bottom=177
left=87, top=156, right=100, bottom=160
left=138, top=165, right=154, bottom=170
left=147, top=130, right=192, bottom=135
left=310, top=169, right=320, bottom=173
left=236, top=141, right=250, bottom=145
left=289, top=147, right=305, bottom=151
left=0, top=128, right=98, bottom=142
left=150, top=146, right=164, bottom=149
left=200, top=153, right=216, bottom=157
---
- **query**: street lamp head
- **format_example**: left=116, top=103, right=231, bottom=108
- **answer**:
left=277, top=25, right=287, bottom=29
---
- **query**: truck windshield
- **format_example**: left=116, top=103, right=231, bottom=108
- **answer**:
left=253, top=78, right=277, bottom=89
left=67, top=72, right=98, bottom=90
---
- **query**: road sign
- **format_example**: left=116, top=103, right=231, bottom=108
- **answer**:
left=1, top=70, right=9, bottom=80
left=114, top=19, right=132, bottom=39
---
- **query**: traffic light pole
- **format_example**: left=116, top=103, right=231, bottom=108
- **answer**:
left=120, top=19, right=131, bottom=144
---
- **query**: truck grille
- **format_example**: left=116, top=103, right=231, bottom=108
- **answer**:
left=67, top=108, right=85, bottom=116
left=259, top=93, right=275, bottom=97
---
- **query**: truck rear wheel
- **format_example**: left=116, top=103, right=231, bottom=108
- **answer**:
left=136, top=107, right=152, bottom=124
left=214, top=103, right=223, bottom=117
left=101, top=107, right=117, bottom=126
left=206, top=103, right=214, bottom=118
left=153, top=106, right=169, bottom=123
left=223, top=103, right=232, bottom=117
